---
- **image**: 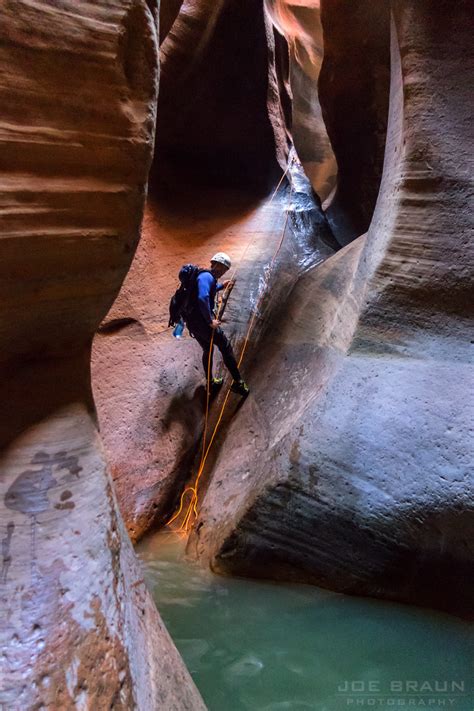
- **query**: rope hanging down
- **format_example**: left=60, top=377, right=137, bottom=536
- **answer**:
left=167, top=162, right=294, bottom=535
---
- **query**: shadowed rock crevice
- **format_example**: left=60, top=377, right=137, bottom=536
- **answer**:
left=152, top=0, right=288, bottom=192
left=318, top=0, right=391, bottom=246
left=265, top=0, right=337, bottom=202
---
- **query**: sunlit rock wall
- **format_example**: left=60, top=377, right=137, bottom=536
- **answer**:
left=0, top=2, right=205, bottom=708
left=190, top=0, right=474, bottom=616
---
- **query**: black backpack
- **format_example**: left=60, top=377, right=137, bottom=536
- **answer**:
left=168, top=265, right=209, bottom=327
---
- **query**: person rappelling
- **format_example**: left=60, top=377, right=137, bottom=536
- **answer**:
left=169, top=252, right=249, bottom=396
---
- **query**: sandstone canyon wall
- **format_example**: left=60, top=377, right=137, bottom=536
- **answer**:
left=190, top=0, right=474, bottom=616
left=0, top=2, right=204, bottom=708
left=154, top=0, right=288, bottom=189
left=265, top=0, right=337, bottom=202
left=92, top=0, right=300, bottom=542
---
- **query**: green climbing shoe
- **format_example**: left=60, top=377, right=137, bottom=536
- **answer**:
left=231, top=379, right=249, bottom=396
left=210, top=376, right=224, bottom=389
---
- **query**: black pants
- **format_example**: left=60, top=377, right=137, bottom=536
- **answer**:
left=187, top=316, right=241, bottom=382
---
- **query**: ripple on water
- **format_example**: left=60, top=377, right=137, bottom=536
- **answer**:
left=225, top=655, right=265, bottom=681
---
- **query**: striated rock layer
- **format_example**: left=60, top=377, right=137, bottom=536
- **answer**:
left=0, top=2, right=204, bottom=708
left=190, top=0, right=474, bottom=616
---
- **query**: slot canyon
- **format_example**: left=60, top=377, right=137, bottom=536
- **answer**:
left=1, top=0, right=473, bottom=709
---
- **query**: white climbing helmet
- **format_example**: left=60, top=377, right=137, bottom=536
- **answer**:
left=211, top=252, right=231, bottom=269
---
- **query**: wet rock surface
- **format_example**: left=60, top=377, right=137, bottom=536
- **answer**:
left=93, top=186, right=290, bottom=541
left=190, top=0, right=474, bottom=617
left=0, top=2, right=204, bottom=708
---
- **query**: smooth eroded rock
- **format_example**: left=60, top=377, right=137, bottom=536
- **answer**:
left=189, top=0, right=474, bottom=617
left=0, top=2, right=205, bottom=708
left=92, top=156, right=335, bottom=541
left=265, top=0, right=337, bottom=201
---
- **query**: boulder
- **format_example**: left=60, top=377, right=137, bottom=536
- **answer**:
left=189, top=0, right=474, bottom=617
left=0, top=1, right=205, bottom=707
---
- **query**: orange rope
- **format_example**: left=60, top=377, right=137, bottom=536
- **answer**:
left=202, top=329, right=215, bottom=460
left=167, top=163, right=293, bottom=534
left=165, top=313, right=217, bottom=529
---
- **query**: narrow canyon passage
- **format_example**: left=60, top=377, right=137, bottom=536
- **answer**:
left=92, top=159, right=334, bottom=542
left=2, top=0, right=472, bottom=707
left=92, top=183, right=288, bottom=539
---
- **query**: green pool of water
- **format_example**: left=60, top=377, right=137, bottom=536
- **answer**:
left=138, top=532, right=473, bottom=711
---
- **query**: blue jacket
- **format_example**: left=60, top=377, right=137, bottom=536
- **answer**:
left=194, top=271, right=224, bottom=325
